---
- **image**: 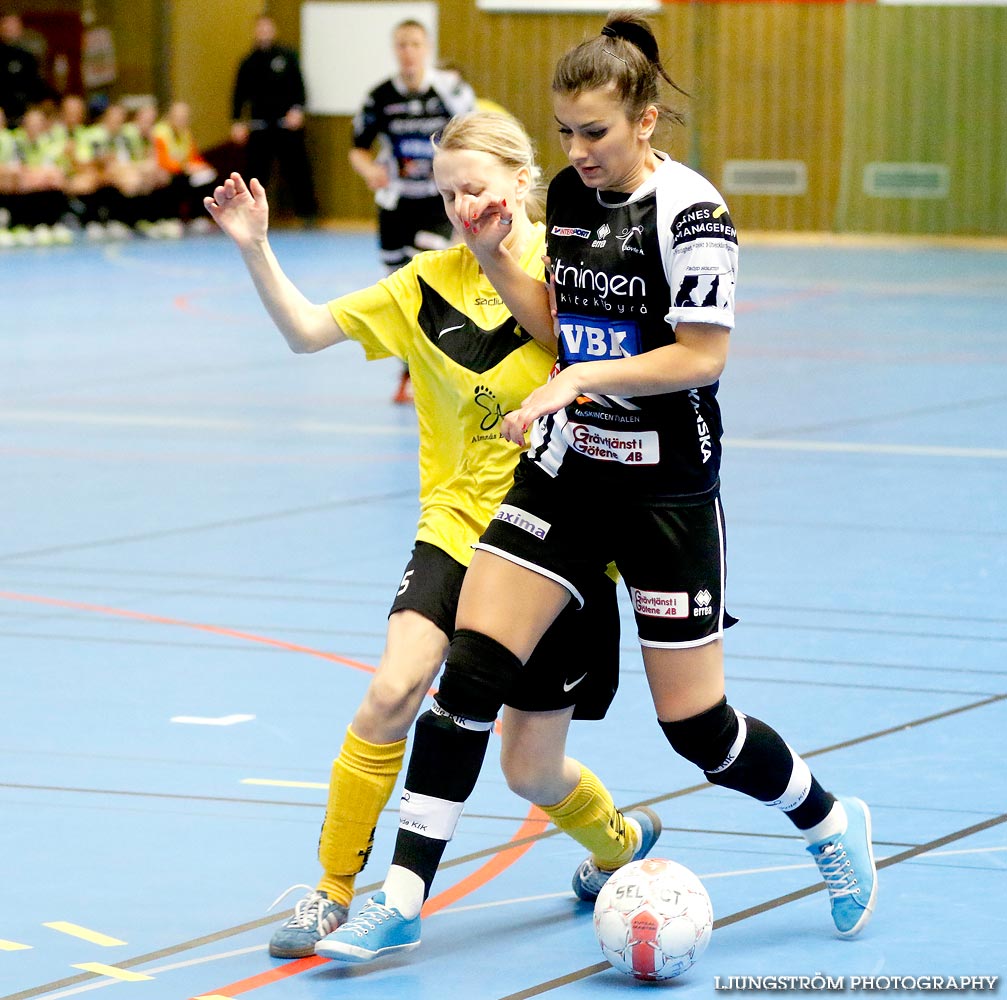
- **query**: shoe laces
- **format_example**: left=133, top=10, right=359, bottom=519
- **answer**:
left=344, top=898, right=397, bottom=936
left=812, top=840, right=860, bottom=899
left=268, top=884, right=332, bottom=929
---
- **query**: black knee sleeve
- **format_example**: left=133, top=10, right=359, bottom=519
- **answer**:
left=660, top=699, right=833, bottom=828
left=660, top=698, right=796, bottom=802
left=435, top=628, right=522, bottom=723
left=660, top=696, right=737, bottom=772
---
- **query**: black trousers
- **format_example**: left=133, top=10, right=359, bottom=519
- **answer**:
left=246, top=125, right=318, bottom=219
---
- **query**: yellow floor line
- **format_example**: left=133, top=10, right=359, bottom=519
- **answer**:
left=43, top=922, right=126, bottom=946
left=0, top=939, right=32, bottom=951
left=72, top=962, right=152, bottom=981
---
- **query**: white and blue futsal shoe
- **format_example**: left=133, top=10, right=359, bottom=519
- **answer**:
left=807, top=796, right=878, bottom=937
left=314, top=891, right=421, bottom=963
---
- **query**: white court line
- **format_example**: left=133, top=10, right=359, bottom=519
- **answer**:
left=434, top=844, right=1006, bottom=916
left=38, top=945, right=267, bottom=999
left=725, top=438, right=1007, bottom=460
left=0, top=409, right=412, bottom=437
left=3, top=408, right=1005, bottom=458
left=171, top=714, right=256, bottom=726
left=28, top=846, right=1003, bottom=997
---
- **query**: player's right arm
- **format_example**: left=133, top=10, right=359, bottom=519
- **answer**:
left=347, top=147, right=389, bottom=191
left=205, top=172, right=346, bottom=353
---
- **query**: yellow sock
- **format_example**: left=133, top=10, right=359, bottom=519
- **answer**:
left=539, top=762, right=638, bottom=871
left=316, top=726, right=406, bottom=907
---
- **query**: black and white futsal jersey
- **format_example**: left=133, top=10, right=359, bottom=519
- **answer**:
left=352, top=69, right=475, bottom=210
left=533, top=156, right=738, bottom=502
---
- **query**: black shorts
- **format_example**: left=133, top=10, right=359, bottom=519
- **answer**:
left=389, top=541, right=620, bottom=720
left=378, top=196, right=454, bottom=269
left=477, top=461, right=738, bottom=649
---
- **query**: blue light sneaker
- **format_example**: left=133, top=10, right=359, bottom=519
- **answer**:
left=807, top=796, right=878, bottom=938
left=571, top=806, right=663, bottom=902
left=267, top=885, right=348, bottom=958
left=314, top=891, right=421, bottom=963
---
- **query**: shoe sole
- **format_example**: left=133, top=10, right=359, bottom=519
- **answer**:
left=268, top=910, right=348, bottom=958
left=269, top=942, right=317, bottom=959
left=836, top=797, right=877, bottom=939
left=315, top=939, right=420, bottom=963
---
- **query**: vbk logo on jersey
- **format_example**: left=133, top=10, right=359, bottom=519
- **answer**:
left=558, top=315, right=641, bottom=361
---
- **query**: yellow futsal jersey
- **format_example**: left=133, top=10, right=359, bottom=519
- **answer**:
left=328, top=225, right=553, bottom=567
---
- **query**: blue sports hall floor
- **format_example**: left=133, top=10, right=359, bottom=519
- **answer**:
left=1, top=225, right=1004, bottom=999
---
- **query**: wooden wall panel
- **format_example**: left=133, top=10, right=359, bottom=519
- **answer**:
left=836, top=5, right=1007, bottom=236
left=152, top=0, right=1005, bottom=236
left=693, top=3, right=847, bottom=234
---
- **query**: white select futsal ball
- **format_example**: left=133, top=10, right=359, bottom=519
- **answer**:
left=593, top=858, right=713, bottom=981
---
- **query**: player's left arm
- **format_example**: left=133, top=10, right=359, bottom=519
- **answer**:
left=500, top=322, right=729, bottom=444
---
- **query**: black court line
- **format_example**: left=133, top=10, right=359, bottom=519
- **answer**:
left=0, top=782, right=938, bottom=852
left=0, top=564, right=398, bottom=588
left=2, top=632, right=996, bottom=698
left=0, top=582, right=392, bottom=606
left=0, top=489, right=416, bottom=561
left=0, top=632, right=385, bottom=659
left=738, top=620, right=1007, bottom=643
left=4, top=692, right=1003, bottom=1000
left=747, top=389, right=1007, bottom=440
left=495, top=812, right=1007, bottom=1000
left=728, top=653, right=1007, bottom=679
left=724, top=675, right=999, bottom=698
left=738, top=603, right=1007, bottom=629
left=727, top=516, right=1007, bottom=541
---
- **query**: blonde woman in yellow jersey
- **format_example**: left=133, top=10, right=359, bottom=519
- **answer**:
left=206, top=112, right=660, bottom=959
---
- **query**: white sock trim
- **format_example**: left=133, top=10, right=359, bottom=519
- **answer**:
left=381, top=865, right=425, bottom=920
left=707, top=710, right=747, bottom=774
left=765, top=748, right=812, bottom=812
left=399, top=790, right=465, bottom=842
left=431, top=703, right=495, bottom=732
left=801, top=798, right=848, bottom=845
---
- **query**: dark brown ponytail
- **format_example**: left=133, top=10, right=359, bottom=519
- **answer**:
left=553, top=11, right=687, bottom=129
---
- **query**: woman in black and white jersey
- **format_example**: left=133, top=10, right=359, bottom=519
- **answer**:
left=321, top=11, right=877, bottom=965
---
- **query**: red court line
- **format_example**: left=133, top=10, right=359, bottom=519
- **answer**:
left=0, top=590, right=377, bottom=676
left=421, top=805, right=549, bottom=917
left=190, top=805, right=549, bottom=999
left=3, top=589, right=538, bottom=994
left=0, top=590, right=489, bottom=725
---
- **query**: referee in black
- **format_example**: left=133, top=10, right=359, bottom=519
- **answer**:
left=230, top=14, right=318, bottom=223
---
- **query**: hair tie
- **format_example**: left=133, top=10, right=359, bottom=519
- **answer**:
left=599, top=20, right=659, bottom=64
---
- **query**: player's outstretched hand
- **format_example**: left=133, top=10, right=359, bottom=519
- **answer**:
left=500, top=367, right=583, bottom=445
left=204, top=172, right=269, bottom=247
